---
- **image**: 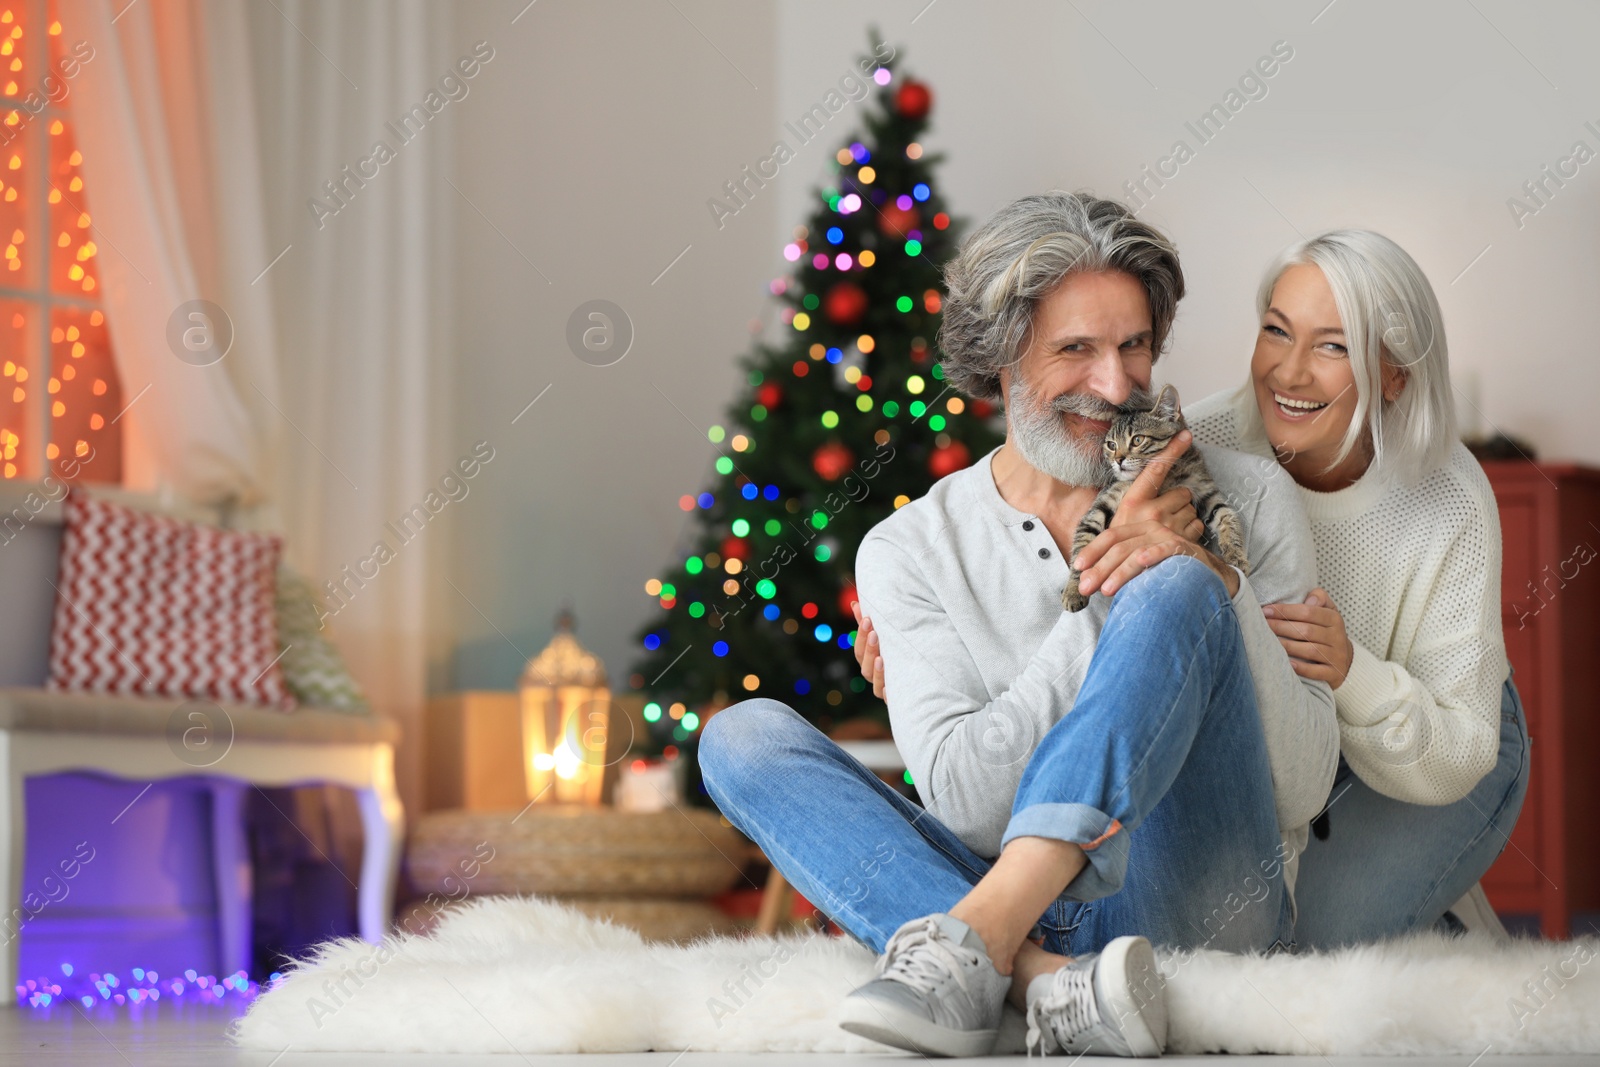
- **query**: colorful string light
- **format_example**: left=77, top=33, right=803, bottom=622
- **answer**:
left=19, top=962, right=263, bottom=1010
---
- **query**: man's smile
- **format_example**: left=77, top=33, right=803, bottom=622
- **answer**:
left=1064, top=412, right=1112, bottom=435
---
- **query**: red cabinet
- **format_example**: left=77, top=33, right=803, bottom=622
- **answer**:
left=1479, top=461, right=1600, bottom=938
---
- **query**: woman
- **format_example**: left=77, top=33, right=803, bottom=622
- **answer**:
left=851, top=228, right=1528, bottom=949
left=1183, top=230, right=1529, bottom=947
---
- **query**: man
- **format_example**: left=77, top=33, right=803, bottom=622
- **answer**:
left=699, top=191, right=1337, bottom=1057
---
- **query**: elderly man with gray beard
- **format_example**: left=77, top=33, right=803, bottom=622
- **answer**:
left=699, top=191, right=1337, bottom=1058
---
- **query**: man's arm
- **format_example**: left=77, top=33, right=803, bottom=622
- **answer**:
left=855, top=533, right=1092, bottom=858
left=1215, top=452, right=1341, bottom=832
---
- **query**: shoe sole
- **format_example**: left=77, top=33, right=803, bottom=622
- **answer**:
left=838, top=996, right=999, bottom=1058
left=1094, top=935, right=1168, bottom=1057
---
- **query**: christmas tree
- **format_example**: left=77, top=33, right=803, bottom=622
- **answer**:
left=626, top=34, right=1005, bottom=781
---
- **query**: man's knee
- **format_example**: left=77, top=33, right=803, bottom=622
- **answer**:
left=1126, top=556, right=1222, bottom=598
left=699, top=697, right=804, bottom=788
left=1125, top=553, right=1228, bottom=604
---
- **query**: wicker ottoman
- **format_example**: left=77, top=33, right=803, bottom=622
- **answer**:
left=405, top=805, right=749, bottom=942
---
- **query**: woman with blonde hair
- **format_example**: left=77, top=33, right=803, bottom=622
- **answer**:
left=1182, top=229, right=1529, bottom=945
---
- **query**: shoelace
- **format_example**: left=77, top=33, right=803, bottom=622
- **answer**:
left=876, top=916, right=980, bottom=996
left=1024, top=965, right=1100, bottom=1057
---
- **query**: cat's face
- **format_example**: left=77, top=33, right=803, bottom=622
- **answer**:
left=1102, top=388, right=1185, bottom=482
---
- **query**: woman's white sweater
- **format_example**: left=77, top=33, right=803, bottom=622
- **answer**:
left=1188, top=385, right=1508, bottom=805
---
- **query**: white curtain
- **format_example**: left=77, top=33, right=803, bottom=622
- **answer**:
left=244, top=0, right=456, bottom=816
left=63, top=0, right=281, bottom=508
left=65, top=0, right=455, bottom=816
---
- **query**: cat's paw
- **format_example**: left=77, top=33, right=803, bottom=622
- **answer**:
left=1223, top=548, right=1251, bottom=576
left=1061, top=583, right=1089, bottom=613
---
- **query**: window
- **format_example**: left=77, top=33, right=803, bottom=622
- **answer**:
left=0, top=0, right=120, bottom=485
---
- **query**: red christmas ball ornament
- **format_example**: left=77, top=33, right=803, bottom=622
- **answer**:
left=812, top=440, right=856, bottom=481
left=720, top=534, right=750, bottom=562
left=756, top=381, right=783, bottom=409
left=896, top=80, right=933, bottom=121
left=878, top=202, right=921, bottom=238
left=839, top=583, right=859, bottom=619
left=928, top=440, right=972, bottom=479
left=823, top=281, right=869, bottom=327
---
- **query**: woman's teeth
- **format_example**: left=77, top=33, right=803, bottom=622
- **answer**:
left=1274, top=392, right=1328, bottom=413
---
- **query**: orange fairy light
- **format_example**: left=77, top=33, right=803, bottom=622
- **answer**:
left=0, top=7, right=124, bottom=484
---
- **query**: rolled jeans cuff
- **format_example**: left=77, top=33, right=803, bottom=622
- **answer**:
left=1000, top=802, right=1129, bottom=902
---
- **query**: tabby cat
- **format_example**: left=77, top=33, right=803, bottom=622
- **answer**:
left=1061, top=385, right=1249, bottom=612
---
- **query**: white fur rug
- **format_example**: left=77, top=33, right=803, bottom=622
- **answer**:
left=232, top=895, right=1600, bottom=1055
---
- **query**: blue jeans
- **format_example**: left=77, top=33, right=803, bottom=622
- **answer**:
left=700, top=555, right=1294, bottom=959
left=1289, top=670, right=1531, bottom=948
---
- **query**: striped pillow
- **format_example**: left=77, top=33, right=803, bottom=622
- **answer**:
left=46, top=488, right=295, bottom=710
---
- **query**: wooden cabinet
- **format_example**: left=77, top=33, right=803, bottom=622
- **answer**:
left=1479, top=461, right=1600, bottom=938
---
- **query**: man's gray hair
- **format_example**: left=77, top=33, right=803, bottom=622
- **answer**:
left=937, top=191, right=1185, bottom=402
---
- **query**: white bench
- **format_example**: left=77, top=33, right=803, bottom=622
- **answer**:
left=0, top=484, right=403, bottom=996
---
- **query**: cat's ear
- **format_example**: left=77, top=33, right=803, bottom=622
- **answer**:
left=1153, top=384, right=1181, bottom=419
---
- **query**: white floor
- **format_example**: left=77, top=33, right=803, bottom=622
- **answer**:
left=1, top=1003, right=1598, bottom=1066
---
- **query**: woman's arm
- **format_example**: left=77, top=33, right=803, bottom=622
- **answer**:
left=1266, top=482, right=1505, bottom=805
left=1333, top=505, right=1505, bottom=804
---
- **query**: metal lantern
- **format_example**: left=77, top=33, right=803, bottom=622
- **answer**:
left=519, top=606, right=610, bottom=806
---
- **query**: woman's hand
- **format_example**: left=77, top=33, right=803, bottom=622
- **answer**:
left=850, top=600, right=886, bottom=700
left=1262, top=587, right=1354, bottom=687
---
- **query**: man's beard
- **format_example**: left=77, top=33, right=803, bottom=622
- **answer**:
left=1005, top=367, right=1154, bottom=488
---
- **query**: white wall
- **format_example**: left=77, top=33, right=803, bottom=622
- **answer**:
left=447, top=0, right=1600, bottom=691
left=774, top=0, right=1600, bottom=455
left=448, top=1, right=779, bottom=690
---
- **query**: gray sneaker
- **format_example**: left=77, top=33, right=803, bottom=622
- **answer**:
left=1023, top=935, right=1167, bottom=1057
left=837, top=913, right=1009, bottom=1057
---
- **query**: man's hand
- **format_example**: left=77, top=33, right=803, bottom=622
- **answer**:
left=1262, top=588, right=1353, bottom=687
left=850, top=600, right=887, bottom=699
left=1076, top=528, right=1242, bottom=599
left=1072, top=430, right=1239, bottom=599
left=1107, top=431, right=1204, bottom=541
